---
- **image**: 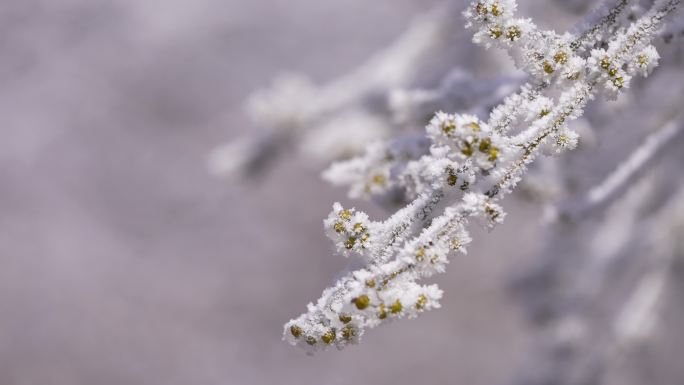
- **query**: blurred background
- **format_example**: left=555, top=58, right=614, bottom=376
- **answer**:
left=0, top=0, right=682, bottom=384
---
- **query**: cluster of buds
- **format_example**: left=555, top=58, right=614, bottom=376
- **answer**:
left=588, top=42, right=660, bottom=99
left=324, top=203, right=376, bottom=258
left=323, top=135, right=430, bottom=200
left=426, top=112, right=510, bottom=168
left=465, top=0, right=529, bottom=47
left=283, top=256, right=446, bottom=352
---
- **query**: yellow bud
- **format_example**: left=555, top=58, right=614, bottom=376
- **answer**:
left=447, top=171, right=458, bottom=187
left=478, top=138, right=492, bottom=153
left=488, top=147, right=499, bottom=162
left=416, top=294, right=428, bottom=310
left=485, top=204, right=500, bottom=221
left=341, top=326, right=356, bottom=340
left=339, top=314, right=352, bottom=324
left=390, top=300, right=403, bottom=314
left=290, top=325, right=303, bottom=338
left=378, top=304, right=387, bottom=319
left=506, top=26, right=521, bottom=41
left=557, top=134, right=569, bottom=147
left=553, top=52, right=568, bottom=64
left=601, top=57, right=611, bottom=70
left=371, top=174, right=386, bottom=186
left=344, top=237, right=356, bottom=250
left=543, top=61, right=554, bottom=74
left=416, top=246, right=426, bottom=261
left=321, top=330, right=336, bottom=344
left=476, top=2, right=487, bottom=16
left=490, top=26, right=503, bottom=39
left=353, top=295, right=370, bottom=310
left=461, top=141, right=474, bottom=157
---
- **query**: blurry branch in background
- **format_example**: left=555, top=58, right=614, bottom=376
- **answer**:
left=510, top=177, right=684, bottom=385
left=209, top=2, right=463, bottom=178
left=209, top=1, right=527, bottom=179
left=510, top=113, right=684, bottom=385
left=661, top=12, right=684, bottom=40
left=557, top=114, right=684, bottom=221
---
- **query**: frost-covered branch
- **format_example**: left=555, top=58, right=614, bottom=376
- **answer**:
left=283, top=0, right=682, bottom=353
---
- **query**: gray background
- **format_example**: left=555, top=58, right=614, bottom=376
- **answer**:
left=1, top=1, right=677, bottom=385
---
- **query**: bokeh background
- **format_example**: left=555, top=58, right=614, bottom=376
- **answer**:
left=0, top=1, right=682, bottom=385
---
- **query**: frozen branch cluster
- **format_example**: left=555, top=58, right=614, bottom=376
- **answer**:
left=282, top=0, right=682, bottom=353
